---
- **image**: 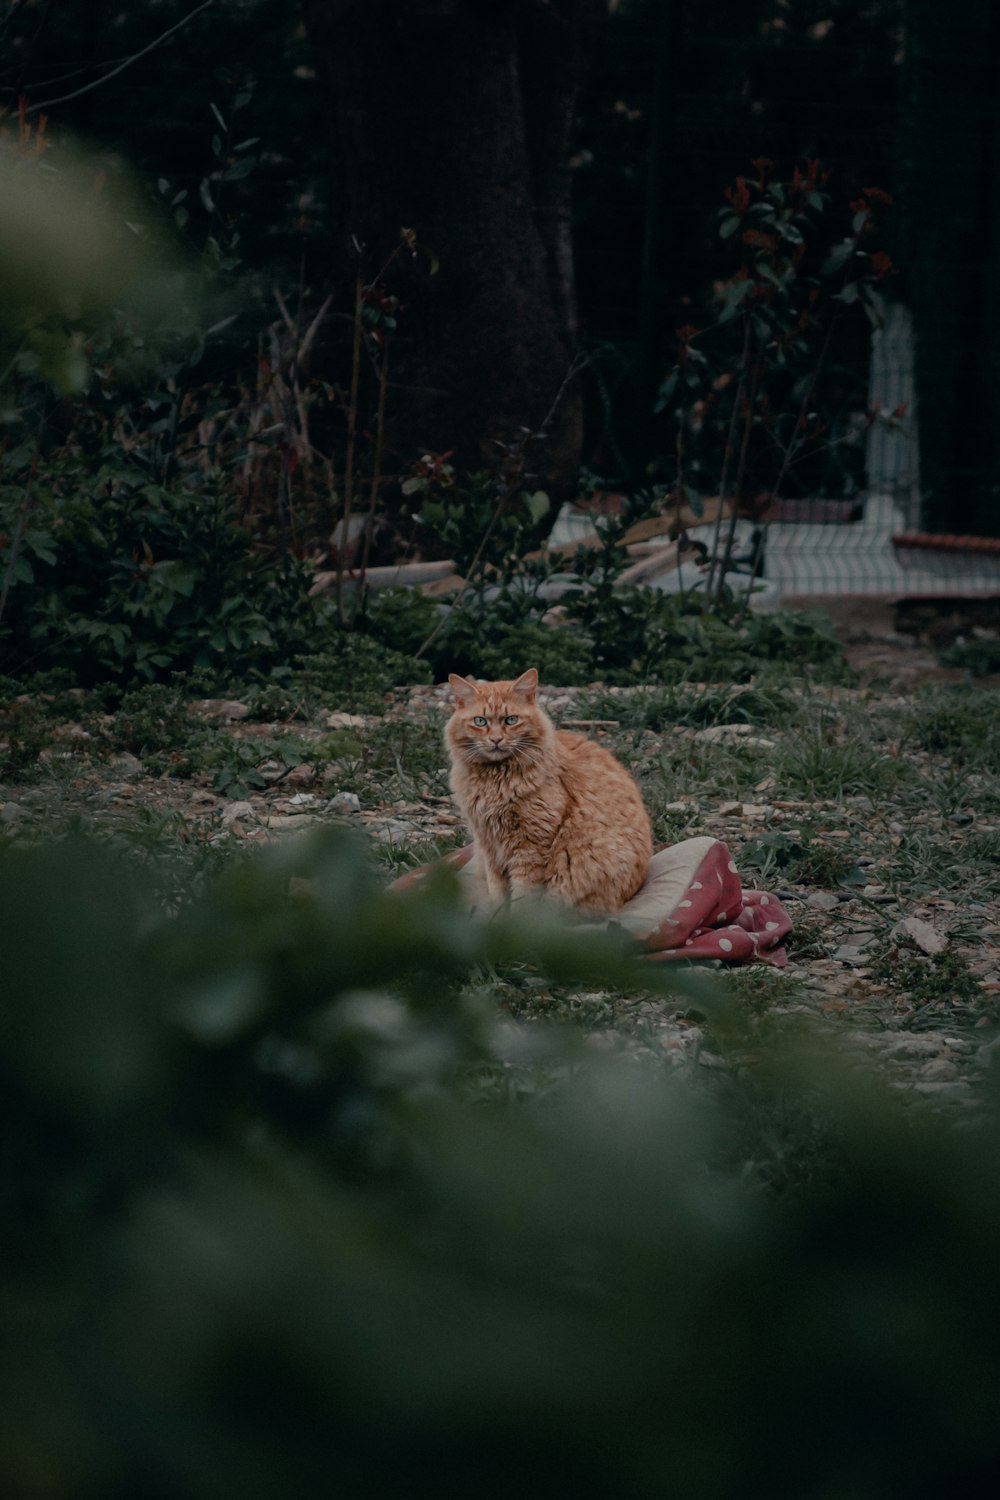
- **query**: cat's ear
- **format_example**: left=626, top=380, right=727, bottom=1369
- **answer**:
left=448, top=673, right=479, bottom=706
left=510, top=668, right=538, bottom=702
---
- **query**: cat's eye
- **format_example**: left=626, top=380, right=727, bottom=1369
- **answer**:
left=473, top=715, right=488, bottom=726
left=503, top=715, right=520, bottom=725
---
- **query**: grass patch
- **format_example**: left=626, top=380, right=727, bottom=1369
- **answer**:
left=900, top=685, right=1000, bottom=772
left=774, top=720, right=913, bottom=802
left=739, top=829, right=861, bottom=888
left=573, top=682, right=802, bottom=732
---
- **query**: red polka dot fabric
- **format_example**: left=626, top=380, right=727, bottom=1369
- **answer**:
left=390, top=837, right=792, bottom=966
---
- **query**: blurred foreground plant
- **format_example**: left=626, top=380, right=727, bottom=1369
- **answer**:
left=2, top=829, right=1000, bottom=1498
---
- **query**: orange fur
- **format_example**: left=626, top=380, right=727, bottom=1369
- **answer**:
left=445, top=668, right=653, bottom=914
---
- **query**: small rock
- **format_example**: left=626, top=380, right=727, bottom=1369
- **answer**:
left=52, top=722, right=90, bottom=743
left=326, top=712, right=367, bottom=730
left=893, top=916, right=948, bottom=955
left=585, top=1031, right=620, bottom=1051
left=329, top=791, right=361, bottom=814
left=920, top=1058, right=960, bottom=1082
left=221, top=800, right=257, bottom=830
left=694, top=724, right=776, bottom=748
left=833, top=945, right=869, bottom=966
left=265, top=813, right=321, bottom=833
left=0, top=802, right=27, bottom=824
left=281, top=765, right=317, bottom=787
left=697, top=1051, right=727, bottom=1070
left=110, top=751, right=143, bottom=777
left=288, top=792, right=318, bottom=807
left=882, top=1034, right=948, bottom=1058
left=190, top=699, right=251, bottom=721
left=807, top=892, right=841, bottom=911
left=718, top=800, right=743, bottom=816
left=374, top=819, right=415, bottom=844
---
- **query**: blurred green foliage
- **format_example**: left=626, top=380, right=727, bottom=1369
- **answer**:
left=2, top=829, right=1000, bottom=1498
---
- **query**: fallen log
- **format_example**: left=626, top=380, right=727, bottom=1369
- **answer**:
left=309, top=560, right=457, bottom=597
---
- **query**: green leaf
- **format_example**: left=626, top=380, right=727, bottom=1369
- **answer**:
left=204, top=313, right=239, bottom=338
left=528, top=490, right=550, bottom=524
left=419, top=500, right=446, bottom=527
left=224, top=156, right=257, bottom=182
left=860, top=285, right=886, bottom=329
left=654, top=371, right=679, bottom=413
left=758, top=261, right=786, bottom=289
left=682, top=486, right=704, bottom=519
left=717, top=278, right=753, bottom=324
left=719, top=214, right=741, bottom=239
left=209, top=101, right=227, bottom=132
left=821, top=240, right=854, bottom=276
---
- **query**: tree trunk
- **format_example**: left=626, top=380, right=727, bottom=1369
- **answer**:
left=303, top=0, right=604, bottom=498
left=900, top=0, right=1000, bottom=535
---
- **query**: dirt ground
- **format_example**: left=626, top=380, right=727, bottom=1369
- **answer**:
left=2, top=603, right=998, bottom=1107
left=793, top=594, right=1000, bottom=688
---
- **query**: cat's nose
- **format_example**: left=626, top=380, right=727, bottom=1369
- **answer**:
left=489, top=736, right=502, bottom=749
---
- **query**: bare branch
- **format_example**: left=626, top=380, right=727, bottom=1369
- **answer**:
left=25, top=0, right=217, bottom=114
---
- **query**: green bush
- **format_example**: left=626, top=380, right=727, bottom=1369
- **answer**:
left=0, top=456, right=326, bottom=683
left=365, top=576, right=847, bottom=688
left=288, top=637, right=432, bottom=710
left=938, top=636, right=1000, bottom=678
left=3, top=830, right=1000, bottom=1498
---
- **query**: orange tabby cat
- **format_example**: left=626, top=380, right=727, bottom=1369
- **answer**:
left=445, top=668, right=653, bottom=913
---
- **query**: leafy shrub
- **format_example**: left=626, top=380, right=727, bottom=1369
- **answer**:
left=362, top=585, right=441, bottom=658
left=0, top=681, right=54, bottom=779
left=365, top=573, right=847, bottom=687
left=102, top=682, right=195, bottom=757
left=3, top=830, right=1000, bottom=1498
left=567, top=586, right=846, bottom=686
left=288, top=637, right=432, bottom=711
left=0, top=457, right=326, bottom=683
left=938, top=636, right=1000, bottom=678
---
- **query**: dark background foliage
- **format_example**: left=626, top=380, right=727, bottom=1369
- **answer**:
left=6, top=0, right=988, bottom=537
